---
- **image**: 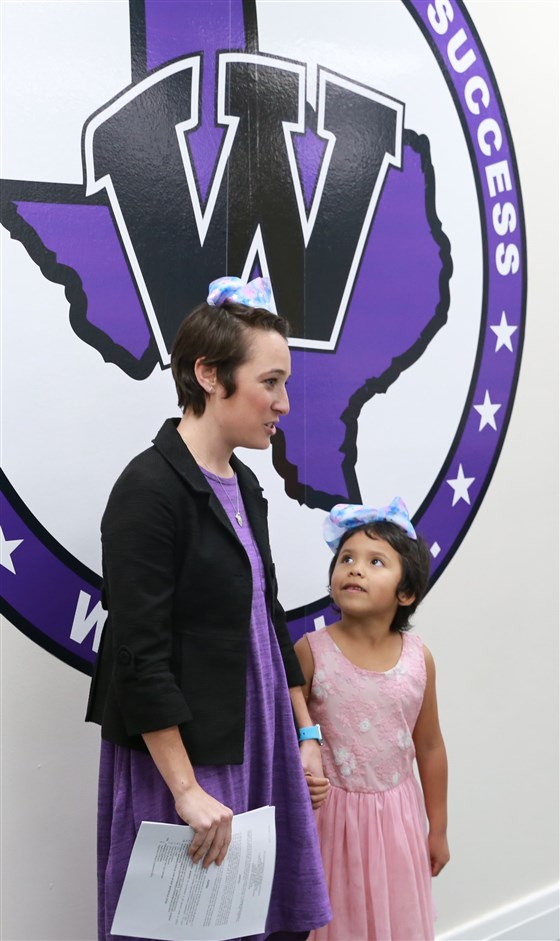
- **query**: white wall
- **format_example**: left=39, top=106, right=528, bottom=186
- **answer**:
left=416, top=1, right=559, bottom=935
left=1, top=2, right=558, bottom=940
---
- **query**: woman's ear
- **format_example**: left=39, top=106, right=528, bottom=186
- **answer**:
left=194, top=357, right=218, bottom=394
left=397, top=590, right=416, bottom=608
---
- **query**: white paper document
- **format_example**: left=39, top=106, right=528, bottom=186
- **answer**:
left=111, top=806, right=276, bottom=941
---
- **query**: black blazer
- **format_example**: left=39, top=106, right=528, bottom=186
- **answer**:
left=86, top=418, right=304, bottom=764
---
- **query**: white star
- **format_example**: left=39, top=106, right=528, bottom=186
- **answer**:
left=0, top=527, right=24, bottom=574
left=446, top=464, right=475, bottom=506
left=490, top=310, right=518, bottom=352
left=474, top=390, right=502, bottom=430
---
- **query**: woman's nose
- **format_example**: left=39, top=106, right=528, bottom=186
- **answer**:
left=275, top=386, right=290, bottom=415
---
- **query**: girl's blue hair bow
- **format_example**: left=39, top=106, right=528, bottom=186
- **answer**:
left=324, top=497, right=417, bottom=552
left=207, top=276, right=275, bottom=313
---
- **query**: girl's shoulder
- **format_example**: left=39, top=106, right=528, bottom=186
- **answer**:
left=403, top=632, right=434, bottom=663
left=401, top=632, right=429, bottom=682
left=403, top=631, right=424, bottom=651
left=295, top=629, right=334, bottom=691
left=304, top=626, right=333, bottom=654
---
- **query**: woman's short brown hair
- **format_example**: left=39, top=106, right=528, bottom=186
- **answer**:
left=171, top=301, right=290, bottom=415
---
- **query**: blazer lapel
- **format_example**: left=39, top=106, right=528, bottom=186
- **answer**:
left=152, top=419, right=256, bottom=546
left=152, top=418, right=210, bottom=494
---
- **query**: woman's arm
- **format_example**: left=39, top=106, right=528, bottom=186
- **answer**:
left=101, top=468, right=192, bottom=733
left=103, top=467, right=233, bottom=865
left=412, top=645, right=450, bottom=876
left=293, top=635, right=314, bottom=702
left=292, top=636, right=330, bottom=810
left=143, top=726, right=233, bottom=867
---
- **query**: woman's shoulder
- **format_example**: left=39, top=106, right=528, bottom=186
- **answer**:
left=109, top=419, right=199, bottom=498
left=109, top=444, right=175, bottom=499
left=103, top=438, right=190, bottom=530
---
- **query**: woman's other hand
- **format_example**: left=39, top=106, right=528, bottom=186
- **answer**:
left=304, top=772, right=330, bottom=810
left=299, top=739, right=330, bottom=810
left=288, top=684, right=330, bottom=810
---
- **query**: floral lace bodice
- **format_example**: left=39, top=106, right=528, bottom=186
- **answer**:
left=307, top=629, right=426, bottom=793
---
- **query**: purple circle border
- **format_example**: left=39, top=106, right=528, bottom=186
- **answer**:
left=0, top=0, right=526, bottom=669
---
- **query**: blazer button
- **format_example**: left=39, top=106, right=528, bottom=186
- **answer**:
left=117, top=647, right=133, bottom=666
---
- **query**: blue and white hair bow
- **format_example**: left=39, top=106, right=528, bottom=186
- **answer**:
left=207, top=276, right=275, bottom=313
left=323, top=497, right=417, bottom=552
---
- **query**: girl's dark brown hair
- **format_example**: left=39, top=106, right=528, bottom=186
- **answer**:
left=328, top=521, right=431, bottom=632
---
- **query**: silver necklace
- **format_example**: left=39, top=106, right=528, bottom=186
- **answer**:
left=216, top=474, right=243, bottom=527
left=188, top=443, right=243, bottom=527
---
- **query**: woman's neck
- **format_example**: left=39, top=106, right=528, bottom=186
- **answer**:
left=176, top=414, right=234, bottom=478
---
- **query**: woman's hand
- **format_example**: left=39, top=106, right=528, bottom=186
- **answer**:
left=175, top=783, right=233, bottom=868
left=142, top=727, right=233, bottom=868
left=428, top=829, right=450, bottom=876
left=288, top=686, right=330, bottom=810
left=299, top=739, right=330, bottom=810
left=304, top=772, right=330, bottom=810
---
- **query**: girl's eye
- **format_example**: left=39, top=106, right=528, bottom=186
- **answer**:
left=371, top=558, right=383, bottom=567
left=340, top=554, right=353, bottom=563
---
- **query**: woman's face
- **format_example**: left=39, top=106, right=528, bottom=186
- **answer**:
left=214, top=329, right=291, bottom=450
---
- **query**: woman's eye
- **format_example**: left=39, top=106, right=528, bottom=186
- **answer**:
left=265, top=378, right=277, bottom=387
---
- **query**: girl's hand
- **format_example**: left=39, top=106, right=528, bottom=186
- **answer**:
left=299, top=739, right=330, bottom=809
left=304, top=772, right=330, bottom=810
left=174, top=784, right=233, bottom=868
left=428, top=830, right=450, bottom=876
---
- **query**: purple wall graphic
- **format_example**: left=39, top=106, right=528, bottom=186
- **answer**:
left=0, top=0, right=525, bottom=673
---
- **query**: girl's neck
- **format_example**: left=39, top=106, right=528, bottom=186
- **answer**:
left=328, top=616, right=402, bottom=673
left=176, top=414, right=234, bottom=478
left=336, top=612, right=394, bottom=645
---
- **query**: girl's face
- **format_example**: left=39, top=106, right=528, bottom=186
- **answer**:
left=330, top=530, right=413, bottom=622
left=214, top=329, right=291, bottom=451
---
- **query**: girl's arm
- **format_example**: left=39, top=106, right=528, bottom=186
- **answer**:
left=143, top=726, right=233, bottom=868
left=412, top=646, right=450, bottom=877
left=292, top=636, right=330, bottom=810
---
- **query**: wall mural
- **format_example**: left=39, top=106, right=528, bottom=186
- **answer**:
left=0, top=0, right=525, bottom=674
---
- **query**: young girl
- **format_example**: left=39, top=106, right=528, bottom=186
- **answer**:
left=295, top=499, right=449, bottom=941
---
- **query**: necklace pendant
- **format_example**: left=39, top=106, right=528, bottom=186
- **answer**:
left=235, top=511, right=243, bottom=527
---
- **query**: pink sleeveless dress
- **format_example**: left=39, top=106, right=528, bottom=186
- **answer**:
left=306, top=628, right=435, bottom=941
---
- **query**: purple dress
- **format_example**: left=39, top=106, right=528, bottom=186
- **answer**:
left=97, top=469, right=331, bottom=941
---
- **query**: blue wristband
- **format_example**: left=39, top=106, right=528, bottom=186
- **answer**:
left=298, top=724, right=323, bottom=745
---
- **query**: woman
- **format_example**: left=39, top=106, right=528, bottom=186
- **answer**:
left=86, top=276, right=332, bottom=941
